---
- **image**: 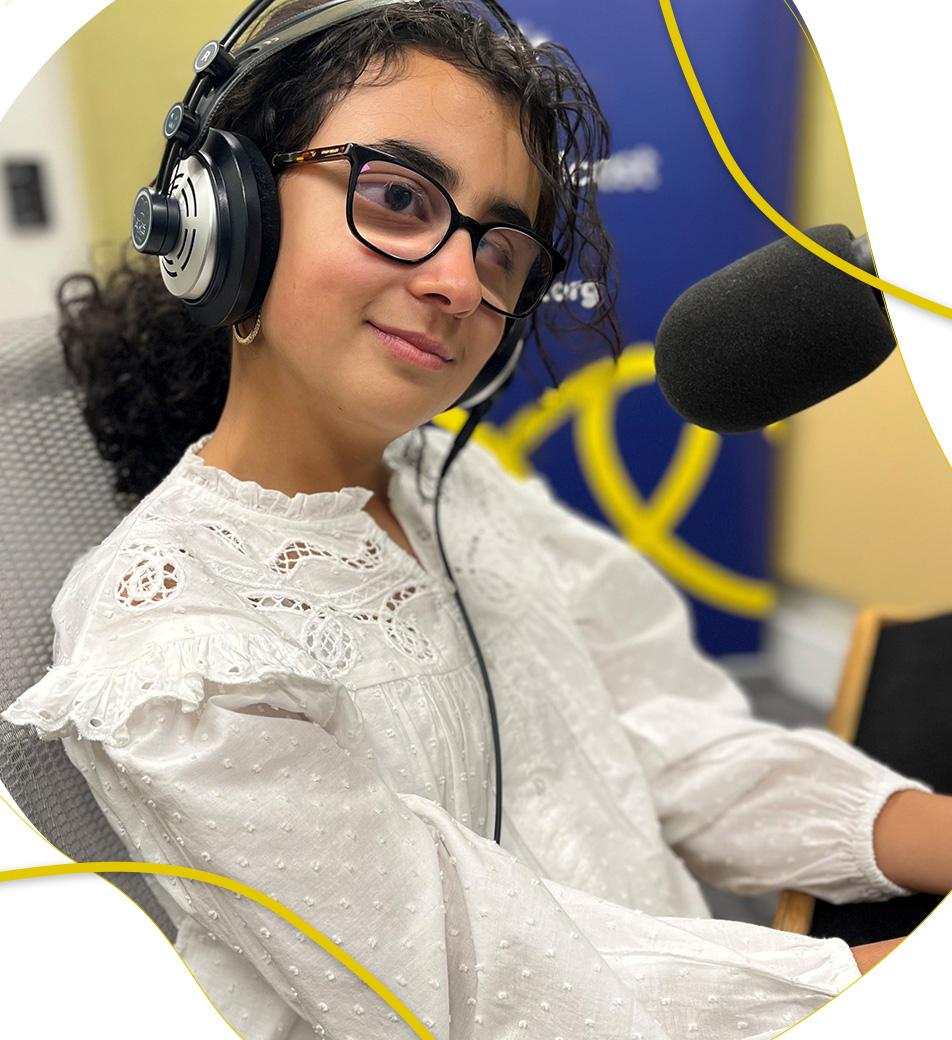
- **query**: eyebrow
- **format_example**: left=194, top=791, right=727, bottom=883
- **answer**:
left=367, top=137, right=537, bottom=231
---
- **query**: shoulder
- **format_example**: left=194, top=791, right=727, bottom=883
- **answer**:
left=422, top=422, right=599, bottom=527
left=4, top=489, right=321, bottom=748
left=47, top=482, right=247, bottom=664
left=418, top=422, right=641, bottom=595
left=420, top=421, right=557, bottom=508
left=421, top=423, right=670, bottom=590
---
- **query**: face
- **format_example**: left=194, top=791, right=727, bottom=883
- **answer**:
left=255, top=48, right=542, bottom=444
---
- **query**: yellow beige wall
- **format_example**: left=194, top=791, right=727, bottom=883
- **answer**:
left=64, top=1, right=951, bottom=609
left=64, top=0, right=244, bottom=274
left=773, top=42, right=952, bottom=611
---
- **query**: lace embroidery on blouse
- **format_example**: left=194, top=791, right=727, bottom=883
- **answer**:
left=6, top=424, right=542, bottom=747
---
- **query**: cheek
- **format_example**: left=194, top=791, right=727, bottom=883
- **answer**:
left=263, top=219, right=383, bottom=333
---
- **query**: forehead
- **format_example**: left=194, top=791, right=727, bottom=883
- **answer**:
left=314, top=49, right=542, bottom=224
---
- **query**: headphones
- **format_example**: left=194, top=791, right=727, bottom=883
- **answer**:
left=129, top=0, right=551, bottom=844
left=130, top=0, right=529, bottom=412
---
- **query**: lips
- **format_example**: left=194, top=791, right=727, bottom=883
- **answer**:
left=369, top=323, right=452, bottom=362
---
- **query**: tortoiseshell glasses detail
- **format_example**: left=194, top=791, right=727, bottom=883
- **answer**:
left=271, top=143, right=566, bottom=318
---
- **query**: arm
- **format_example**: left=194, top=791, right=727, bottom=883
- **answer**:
left=517, top=472, right=933, bottom=904
left=874, top=789, right=952, bottom=894
left=851, top=937, right=905, bottom=974
left=83, top=689, right=651, bottom=1040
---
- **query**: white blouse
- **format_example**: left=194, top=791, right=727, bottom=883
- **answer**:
left=3, top=424, right=929, bottom=1040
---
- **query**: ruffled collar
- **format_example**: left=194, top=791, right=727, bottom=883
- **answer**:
left=171, top=427, right=427, bottom=522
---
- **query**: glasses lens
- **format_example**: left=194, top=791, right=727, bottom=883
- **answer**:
left=476, top=227, right=552, bottom=316
left=353, top=159, right=552, bottom=317
left=353, top=159, right=450, bottom=259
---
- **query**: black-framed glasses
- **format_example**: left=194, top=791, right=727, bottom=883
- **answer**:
left=271, top=142, right=566, bottom=319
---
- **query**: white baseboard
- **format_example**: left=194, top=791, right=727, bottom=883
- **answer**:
left=762, top=588, right=858, bottom=712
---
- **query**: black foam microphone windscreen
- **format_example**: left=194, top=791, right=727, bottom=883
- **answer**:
left=653, top=224, right=896, bottom=432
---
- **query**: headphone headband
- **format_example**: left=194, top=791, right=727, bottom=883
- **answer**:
left=154, top=0, right=414, bottom=198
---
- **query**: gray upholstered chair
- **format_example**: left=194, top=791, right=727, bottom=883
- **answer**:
left=0, top=311, right=175, bottom=941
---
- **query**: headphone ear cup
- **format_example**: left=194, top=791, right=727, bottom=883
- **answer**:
left=234, top=132, right=282, bottom=322
left=171, top=128, right=280, bottom=329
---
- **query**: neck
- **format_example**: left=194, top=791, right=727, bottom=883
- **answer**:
left=198, top=342, right=398, bottom=504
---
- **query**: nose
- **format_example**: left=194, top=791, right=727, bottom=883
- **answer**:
left=406, top=227, right=485, bottom=317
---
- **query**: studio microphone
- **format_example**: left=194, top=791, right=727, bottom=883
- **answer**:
left=653, top=224, right=897, bottom=432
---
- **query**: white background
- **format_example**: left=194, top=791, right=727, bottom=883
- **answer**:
left=0, top=1, right=950, bottom=1037
left=795, top=1, right=952, bottom=465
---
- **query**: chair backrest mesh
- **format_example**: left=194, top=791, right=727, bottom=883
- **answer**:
left=0, top=311, right=175, bottom=942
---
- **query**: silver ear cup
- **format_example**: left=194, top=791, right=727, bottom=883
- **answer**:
left=159, top=153, right=220, bottom=302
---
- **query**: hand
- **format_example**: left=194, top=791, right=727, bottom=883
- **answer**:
left=850, top=937, right=905, bottom=974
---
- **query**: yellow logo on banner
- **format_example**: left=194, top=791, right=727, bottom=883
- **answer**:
left=436, top=343, right=780, bottom=619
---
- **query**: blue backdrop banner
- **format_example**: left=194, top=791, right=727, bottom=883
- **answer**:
left=448, top=0, right=804, bottom=657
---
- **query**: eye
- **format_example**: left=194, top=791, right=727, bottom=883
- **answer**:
left=355, top=173, right=434, bottom=221
left=477, top=231, right=515, bottom=272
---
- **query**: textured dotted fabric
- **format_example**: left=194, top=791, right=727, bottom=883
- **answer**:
left=2, top=424, right=929, bottom=1039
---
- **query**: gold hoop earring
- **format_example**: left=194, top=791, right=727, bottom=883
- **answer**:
left=234, top=314, right=261, bottom=345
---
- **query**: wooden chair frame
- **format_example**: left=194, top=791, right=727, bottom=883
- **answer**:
left=771, top=604, right=933, bottom=934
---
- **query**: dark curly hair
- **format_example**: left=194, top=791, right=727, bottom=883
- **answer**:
left=58, top=0, right=622, bottom=499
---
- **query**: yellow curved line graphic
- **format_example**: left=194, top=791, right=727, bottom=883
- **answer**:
left=659, top=0, right=952, bottom=321
left=0, top=859, right=435, bottom=1040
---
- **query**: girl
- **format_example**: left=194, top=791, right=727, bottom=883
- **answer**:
left=4, top=2, right=949, bottom=1038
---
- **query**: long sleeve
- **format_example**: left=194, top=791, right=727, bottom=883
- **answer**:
left=7, top=638, right=868, bottom=1040
left=518, top=470, right=932, bottom=905
left=94, top=683, right=658, bottom=1040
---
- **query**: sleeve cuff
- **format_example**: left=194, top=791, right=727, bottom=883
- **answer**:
left=823, top=937, right=863, bottom=992
left=850, top=774, right=934, bottom=901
